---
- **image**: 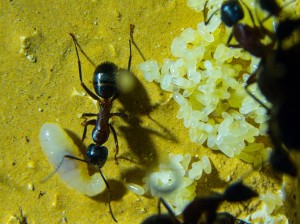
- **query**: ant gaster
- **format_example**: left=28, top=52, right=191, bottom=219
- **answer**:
left=141, top=181, right=257, bottom=224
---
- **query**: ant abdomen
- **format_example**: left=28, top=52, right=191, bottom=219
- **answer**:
left=86, top=144, right=108, bottom=168
left=93, top=62, right=119, bottom=99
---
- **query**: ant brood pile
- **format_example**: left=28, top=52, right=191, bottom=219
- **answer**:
left=139, top=0, right=297, bottom=222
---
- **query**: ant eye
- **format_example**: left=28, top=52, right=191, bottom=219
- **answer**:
left=86, top=144, right=108, bottom=168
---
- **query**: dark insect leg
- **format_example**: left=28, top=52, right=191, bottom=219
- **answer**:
left=82, top=113, right=98, bottom=117
left=110, top=112, right=130, bottom=119
left=109, top=124, right=119, bottom=164
left=158, top=198, right=180, bottom=224
left=226, top=31, right=241, bottom=48
left=245, top=66, right=270, bottom=111
left=82, top=119, right=96, bottom=142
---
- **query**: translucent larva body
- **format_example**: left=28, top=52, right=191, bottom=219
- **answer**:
left=39, top=123, right=106, bottom=196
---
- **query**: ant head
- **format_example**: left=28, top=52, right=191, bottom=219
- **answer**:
left=86, top=144, right=108, bottom=168
left=221, top=0, right=244, bottom=27
left=93, top=62, right=119, bottom=99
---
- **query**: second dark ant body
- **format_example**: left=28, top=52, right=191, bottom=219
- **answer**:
left=204, top=0, right=274, bottom=58
left=249, top=18, right=300, bottom=176
left=141, top=182, right=257, bottom=224
left=205, top=0, right=299, bottom=176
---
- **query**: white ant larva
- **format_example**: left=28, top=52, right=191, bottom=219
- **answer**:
left=39, top=123, right=106, bottom=196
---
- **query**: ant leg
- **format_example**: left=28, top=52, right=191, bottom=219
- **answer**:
left=128, top=38, right=132, bottom=71
left=158, top=198, right=179, bottom=224
left=109, top=124, right=119, bottom=165
left=204, top=0, right=220, bottom=25
left=82, top=113, right=98, bottom=117
left=226, top=32, right=241, bottom=48
left=69, top=33, right=101, bottom=101
left=82, top=119, right=96, bottom=142
left=244, top=65, right=270, bottom=111
left=110, top=112, right=130, bottom=119
left=130, top=24, right=146, bottom=63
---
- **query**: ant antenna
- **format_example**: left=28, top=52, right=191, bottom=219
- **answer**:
left=130, top=24, right=146, bottom=62
left=204, top=0, right=220, bottom=25
left=70, top=33, right=97, bottom=68
left=158, top=198, right=180, bottom=224
left=98, top=167, right=118, bottom=223
left=41, top=156, right=67, bottom=183
left=63, top=155, right=118, bottom=222
left=42, top=153, right=118, bottom=222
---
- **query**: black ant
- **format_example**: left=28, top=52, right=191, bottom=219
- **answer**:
left=69, top=32, right=131, bottom=166
left=245, top=18, right=300, bottom=176
left=204, top=0, right=274, bottom=106
left=58, top=26, right=135, bottom=223
left=141, top=181, right=257, bottom=224
left=204, top=0, right=274, bottom=58
left=257, top=18, right=300, bottom=147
